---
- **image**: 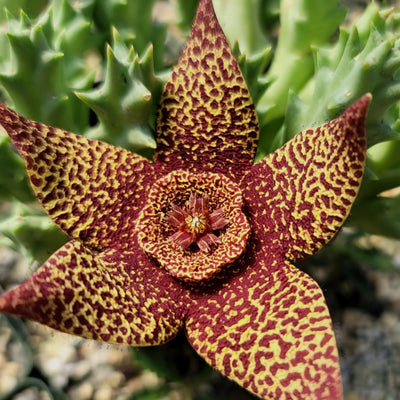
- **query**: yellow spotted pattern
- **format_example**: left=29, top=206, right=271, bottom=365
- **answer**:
left=0, top=0, right=371, bottom=398
left=0, top=239, right=188, bottom=345
left=154, top=0, right=259, bottom=181
left=187, top=252, right=342, bottom=399
left=184, top=96, right=370, bottom=399
left=0, top=105, right=157, bottom=251
left=243, top=96, right=369, bottom=262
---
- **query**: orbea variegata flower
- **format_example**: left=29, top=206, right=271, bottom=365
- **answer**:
left=0, top=0, right=370, bottom=398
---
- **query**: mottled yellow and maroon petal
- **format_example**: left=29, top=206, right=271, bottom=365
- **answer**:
left=0, top=104, right=156, bottom=251
left=242, top=95, right=370, bottom=262
left=186, top=255, right=342, bottom=399
left=154, top=0, right=259, bottom=181
left=0, top=239, right=188, bottom=345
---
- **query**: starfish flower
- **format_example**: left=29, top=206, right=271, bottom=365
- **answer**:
left=0, top=0, right=370, bottom=398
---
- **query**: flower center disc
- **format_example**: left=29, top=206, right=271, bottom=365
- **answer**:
left=136, top=170, right=250, bottom=282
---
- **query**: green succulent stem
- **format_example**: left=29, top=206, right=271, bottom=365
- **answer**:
left=257, top=0, right=346, bottom=126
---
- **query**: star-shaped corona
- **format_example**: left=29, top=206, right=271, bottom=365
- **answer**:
left=166, top=192, right=228, bottom=252
left=0, top=0, right=370, bottom=399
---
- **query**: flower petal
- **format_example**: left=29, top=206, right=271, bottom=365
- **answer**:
left=0, top=239, right=187, bottom=345
left=186, top=256, right=342, bottom=399
left=0, top=104, right=155, bottom=251
left=154, top=0, right=259, bottom=181
left=242, top=95, right=370, bottom=261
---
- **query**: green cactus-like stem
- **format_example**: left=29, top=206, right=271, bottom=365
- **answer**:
left=0, top=134, right=34, bottom=203
left=0, top=6, right=93, bottom=133
left=351, top=195, right=400, bottom=238
left=75, top=28, right=162, bottom=153
left=257, top=0, right=346, bottom=125
left=282, top=5, right=400, bottom=145
left=0, top=203, right=68, bottom=264
left=213, top=0, right=267, bottom=55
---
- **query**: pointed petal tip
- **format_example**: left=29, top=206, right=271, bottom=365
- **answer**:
left=0, top=103, right=13, bottom=123
left=197, top=0, right=214, bottom=12
left=0, top=293, right=6, bottom=312
left=353, top=93, right=372, bottom=112
left=155, top=0, right=259, bottom=178
left=344, top=93, right=372, bottom=121
left=191, top=0, right=222, bottom=43
left=0, top=104, right=25, bottom=139
left=0, top=282, right=33, bottom=317
left=336, top=93, right=371, bottom=149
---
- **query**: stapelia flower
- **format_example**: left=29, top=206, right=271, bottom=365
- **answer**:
left=0, top=0, right=370, bottom=398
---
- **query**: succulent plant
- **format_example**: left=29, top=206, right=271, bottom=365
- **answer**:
left=0, top=0, right=399, bottom=287
left=0, top=0, right=399, bottom=397
left=0, top=0, right=172, bottom=259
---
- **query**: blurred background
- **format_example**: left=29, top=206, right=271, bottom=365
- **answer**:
left=0, top=0, right=400, bottom=399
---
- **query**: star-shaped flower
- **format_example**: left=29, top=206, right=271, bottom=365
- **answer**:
left=0, top=0, right=370, bottom=398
